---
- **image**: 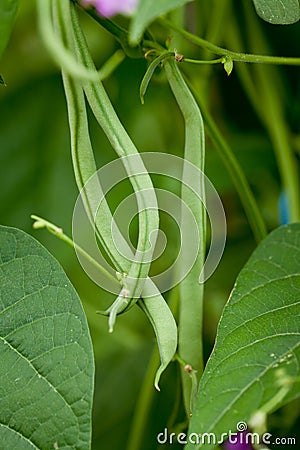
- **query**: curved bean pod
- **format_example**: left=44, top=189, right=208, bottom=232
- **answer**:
left=50, top=1, right=178, bottom=384
left=70, top=2, right=159, bottom=308
left=53, top=0, right=128, bottom=275
left=52, top=1, right=159, bottom=327
left=138, top=292, right=177, bottom=391
left=37, top=0, right=101, bottom=80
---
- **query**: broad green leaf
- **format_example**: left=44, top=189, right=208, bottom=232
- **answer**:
left=0, top=0, right=18, bottom=61
left=0, top=225, right=94, bottom=449
left=252, top=0, right=300, bottom=24
left=129, top=0, right=193, bottom=45
left=186, top=224, right=300, bottom=450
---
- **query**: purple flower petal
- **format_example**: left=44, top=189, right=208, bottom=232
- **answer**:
left=81, top=0, right=139, bottom=17
left=223, top=432, right=253, bottom=450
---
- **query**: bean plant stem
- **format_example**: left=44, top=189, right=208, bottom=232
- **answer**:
left=125, top=349, right=160, bottom=450
left=183, top=57, right=224, bottom=64
left=126, top=284, right=179, bottom=449
left=160, top=18, right=300, bottom=66
left=225, top=2, right=300, bottom=222
left=72, top=1, right=300, bottom=67
left=71, top=0, right=145, bottom=58
left=31, top=215, right=119, bottom=286
left=186, top=79, right=267, bottom=242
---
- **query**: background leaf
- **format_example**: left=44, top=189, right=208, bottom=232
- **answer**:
left=129, top=0, right=193, bottom=45
left=0, top=225, right=94, bottom=449
left=186, top=223, right=300, bottom=450
left=0, top=0, right=18, bottom=61
left=252, top=0, right=300, bottom=24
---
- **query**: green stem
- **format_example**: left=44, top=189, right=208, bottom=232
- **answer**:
left=226, top=2, right=300, bottom=222
left=183, top=57, right=224, bottom=65
left=97, top=49, right=126, bottom=79
left=160, top=18, right=300, bottom=65
left=37, top=0, right=101, bottom=80
left=71, top=0, right=143, bottom=58
left=125, top=348, right=160, bottom=450
left=187, top=80, right=267, bottom=242
left=31, top=215, right=119, bottom=286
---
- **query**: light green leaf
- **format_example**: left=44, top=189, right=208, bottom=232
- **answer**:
left=252, top=0, right=300, bottom=24
left=0, top=225, right=94, bottom=449
left=0, top=0, right=18, bottom=61
left=129, top=0, right=193, bottom=45
left=186, top=223, right=300, bottom=450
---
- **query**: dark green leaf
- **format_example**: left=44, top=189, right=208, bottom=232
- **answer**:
left=129, top=0, right=193, bottom=45
left=186, top=224, right=300, bottom=450
left=0, top=0, right=18, bottom=61
left=0, top=225, right=94, bottom=449
left=252, top=0, right=300, bottom=24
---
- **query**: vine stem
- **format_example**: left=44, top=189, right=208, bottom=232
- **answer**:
left=71, top=0, right=144, bottom=58
left=224, top=2, right=300, bottom=222
left=186, top=80, right=267, bottom=243
left=125, top=349, right=160, bottom=450
left=183, top=57, right=225, bottom=65
left=160, top=18, right=300, bottom=66
left=31, top=215, right=119, bottom=286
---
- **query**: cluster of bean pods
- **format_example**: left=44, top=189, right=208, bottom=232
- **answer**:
left=37, top=0, right=205, bottom=399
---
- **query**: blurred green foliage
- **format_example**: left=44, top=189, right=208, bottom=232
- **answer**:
left=1, top=1, right=300, bottom=449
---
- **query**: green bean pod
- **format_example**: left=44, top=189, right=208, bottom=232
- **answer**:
left=51, top=0, right=159, bottom=322
left=138, top=292, right=177, bottom=391
left=52, top=0, right=126, bottom=276
left=164, top=59, right=206, bottom=415
left=37, top=0, right=100, bottom=80
left=70, top=2, right=159, bottom=307
left=48, top=0, right=177, bottom=384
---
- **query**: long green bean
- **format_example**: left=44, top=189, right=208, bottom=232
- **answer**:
left=52, top=0, right=126, bottom=276
left=37, top=0, right=101, bottom=80
left=160, top=17, right=300, bottom=65
left=69, top=2, right=159, bottom=308
left=54, top=0, right=156, bottom=306
left=46, top=0, right=177, bottom=386
left=164, top=59, right=206, bottom=416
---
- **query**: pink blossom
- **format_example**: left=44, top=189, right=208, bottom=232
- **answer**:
left=81, top=0, right=139, bottom=17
